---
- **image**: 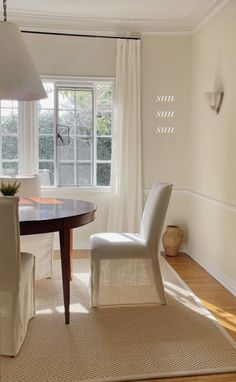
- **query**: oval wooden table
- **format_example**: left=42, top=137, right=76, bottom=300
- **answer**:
left=19, top=197, right=96, bottom=324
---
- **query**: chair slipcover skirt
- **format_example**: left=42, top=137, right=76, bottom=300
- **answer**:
left=90, top=181, right=172, bottom=307
left=0, top=198, right=35, bottom=356
left=91, top=234, right=165, bottom=306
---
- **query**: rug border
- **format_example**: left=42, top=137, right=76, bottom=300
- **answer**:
left=77, top=256, right=236, bottom=382
left=160, top=255, right=236, bottom=352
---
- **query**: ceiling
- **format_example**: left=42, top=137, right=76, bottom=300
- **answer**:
left=5, top=0, right=227, bottom=34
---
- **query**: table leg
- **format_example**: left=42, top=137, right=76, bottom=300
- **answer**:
left=59, top=226, right=71, bottom=324
left=70, top=229, right=73, bottom=280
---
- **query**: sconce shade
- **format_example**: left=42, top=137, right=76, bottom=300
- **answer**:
left=204, top=91, right=224, bottom=114
left=0, top=21, right=47, bottom=101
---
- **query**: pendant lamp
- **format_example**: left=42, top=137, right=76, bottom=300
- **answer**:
left=0, top=0, right=47, bottom=100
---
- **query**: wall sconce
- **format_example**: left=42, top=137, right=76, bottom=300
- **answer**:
left=203, top=92, right=224, bottom=114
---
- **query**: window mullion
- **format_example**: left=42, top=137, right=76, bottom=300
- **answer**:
left=55, top=83, right=58, bottom=186
left=0, top=104, right=2, bottom=174
left=74, top=90, right=77, bottom=186
left=93, top=86, right=97, bottom=186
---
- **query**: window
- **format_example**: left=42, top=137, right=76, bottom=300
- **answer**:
left=0, top=100, right=19, bottom=176
left=0, top=77, right=113, bottom=188
left=37, top=80, right=113, bottom=187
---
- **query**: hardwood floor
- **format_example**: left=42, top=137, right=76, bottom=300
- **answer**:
left=148, top=253, right=236, bottom=382
left=165, top=253, right=236, bottom=342
left=55, top=250, right=236, bottom=382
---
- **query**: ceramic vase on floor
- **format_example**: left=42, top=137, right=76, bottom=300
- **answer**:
left=162, top=225, right=183, bottom=256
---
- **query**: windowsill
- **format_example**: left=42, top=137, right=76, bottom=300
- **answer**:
left=41, top=186, right=110, bottom=193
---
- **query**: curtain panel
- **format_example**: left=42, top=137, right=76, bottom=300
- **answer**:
left=108, top=39, right=142, bottom=232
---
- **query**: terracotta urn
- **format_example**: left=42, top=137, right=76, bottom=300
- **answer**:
left=162, top=225, right=183, bottom=257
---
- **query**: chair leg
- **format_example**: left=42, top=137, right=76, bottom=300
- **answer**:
left=152, top=258, right=166, bottom=305
left=91, top=257, right=100, bottom=307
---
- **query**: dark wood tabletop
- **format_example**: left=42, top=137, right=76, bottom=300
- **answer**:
left=19, top=197, right=96, bottom=324
left=19, top=197, right=96, bottom=234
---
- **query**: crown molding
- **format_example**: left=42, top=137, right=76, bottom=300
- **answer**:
left=192, top=0, right=230, bottom=33
left=7, top=0, right=229, bottom=35
left=8, top=10, right=192, bottom=34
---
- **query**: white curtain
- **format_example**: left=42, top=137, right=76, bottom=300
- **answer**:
left=107, top=39, right=142, bottom=232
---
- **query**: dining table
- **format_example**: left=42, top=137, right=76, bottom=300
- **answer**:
left=19, top=197, right=96, bottom=324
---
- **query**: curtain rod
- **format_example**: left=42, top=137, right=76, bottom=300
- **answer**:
left=21, top=30, right=141, bottom=40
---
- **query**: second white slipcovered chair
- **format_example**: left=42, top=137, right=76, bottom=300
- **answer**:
left=0, top=175, right=54, bottom=279
left=90, top=181, right=172, bottom=307
left=0, top=197, right=35, bottom=356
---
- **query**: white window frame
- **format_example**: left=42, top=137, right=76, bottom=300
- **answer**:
left=0, top=76, right=115, bottom=191
left=35, top=76, right=115, bottom=190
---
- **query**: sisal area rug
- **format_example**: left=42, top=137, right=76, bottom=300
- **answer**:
left=1, top=257, right=236, bottom=382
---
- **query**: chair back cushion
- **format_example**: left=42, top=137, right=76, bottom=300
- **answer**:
left=140, top=181, right=172, bottom=252
left=0, top=197, right=20, bottom=290
left=0, top=175, right=41, bottom=198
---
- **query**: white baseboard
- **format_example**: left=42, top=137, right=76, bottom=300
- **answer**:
left=53, top=242, right=91, bottom=251
left=183, top=246, right=236, bottom=297
left=75, top=243, right=91, bottom=250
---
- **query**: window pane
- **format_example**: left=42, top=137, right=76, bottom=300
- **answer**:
left=39, top=136, right=54, bottom=160
left=0, top=100, right=19, bottom=176
left=39, top=83, right=54, bottom=109
left=77, top=163, right=92, bottom=186
left=58, top=90, right=74, bottom=110
left=97, top=112, right=111, bottom=136
left=76, top=111, right=92, bottom=136
left=2, top=162, right=18, bottom=176
left=39, top=162, right=54, bottom=186
left=96, top=163, right=111, bottom=186
left=2, top=136, right=18, bottom=159
left=77, top=138, right=92, bottom=160
left=75, top=90, right=92, bottom=109
left=1, top=100, right=18, bottom=109
left=96, top=84, right=112, bottom=110
left=59, top=163, right=74, bottom=186
left=97, top=137, right=111, bottom=161
left=58, top=138, right=74, bottom=160
left=58, top=110, right=75, bottom=134
left=1, top=109, right=18, bottom=134
left=38, top=110, right=54, bottom=134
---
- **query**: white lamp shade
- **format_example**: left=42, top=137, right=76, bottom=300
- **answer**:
left=0, top=21, right=47, bottom=101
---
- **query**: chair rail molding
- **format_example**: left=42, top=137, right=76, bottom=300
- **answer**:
left=144, top=187, right=236, bottom=212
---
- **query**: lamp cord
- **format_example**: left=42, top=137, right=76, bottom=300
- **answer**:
left=3, top=0, right=7, bottom=21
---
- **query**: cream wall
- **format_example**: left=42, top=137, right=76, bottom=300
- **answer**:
left=23, top=34, right=116, bottom=77
left=188, top=0, right=236, bottom=294
left=141, top=36, right=192, bottom=248
left=142, top=36, right=191, bottom=190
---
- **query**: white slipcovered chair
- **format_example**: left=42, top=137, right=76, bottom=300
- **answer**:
left=0, top=175, right=54, bottom=280
left=0, top=197, right=35, bottom=356
left=90, top=181, right=172, bottom=307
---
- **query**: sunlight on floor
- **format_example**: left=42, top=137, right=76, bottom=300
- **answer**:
left=56, top=303, right=89, bottom=314
left=164, top=281, right=217, bottom=320
left=36, top=308, right=53, bottom=315
left=73, top=271, right=89, bottom=284
left=201, top=299, right=236, bottom=333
